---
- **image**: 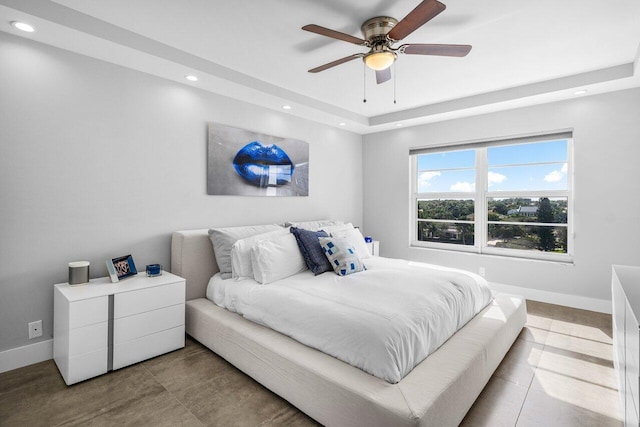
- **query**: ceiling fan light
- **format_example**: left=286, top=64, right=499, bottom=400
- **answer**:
left=364, top=51, right=396, bottom=71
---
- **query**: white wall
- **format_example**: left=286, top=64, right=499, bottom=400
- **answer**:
left=0, top=33, right=363, bottom=353
left=363, top=88, right=640, bottom=307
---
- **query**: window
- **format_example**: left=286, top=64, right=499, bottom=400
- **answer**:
left=411, top=132, right=572, bottom=261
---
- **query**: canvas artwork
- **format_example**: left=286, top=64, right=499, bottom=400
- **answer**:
left=207, top=123, right=309, bottom=197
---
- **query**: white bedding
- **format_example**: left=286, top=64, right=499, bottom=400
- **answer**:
left=206, top=256, right=492, bottom=384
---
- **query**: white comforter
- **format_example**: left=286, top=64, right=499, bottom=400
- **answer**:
left=207, top=257, right=492, bottom=383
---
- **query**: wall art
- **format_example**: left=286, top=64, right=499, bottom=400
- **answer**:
left=207, top=123, right=309, bottom=196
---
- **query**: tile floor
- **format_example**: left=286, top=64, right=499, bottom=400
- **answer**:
left=461, top=300, right=622, bottom=426
left=0, top=300, right=622, bottom=426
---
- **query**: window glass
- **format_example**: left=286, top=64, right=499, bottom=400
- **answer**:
left=416, top=149, right=475, bottom=193
left=412, top=137, right=572, bottom=260
left=417, top=170, right=476, bottom=193
left=417, top=149, right=475, bottom=170
left=488, top=140, right=567, bottom=166
left=417, top=222, right=475, bottom=246
left=418, top=199, right=474, bottom=221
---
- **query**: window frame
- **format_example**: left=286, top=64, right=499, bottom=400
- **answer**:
left=410, top=133, right=573, bottom=263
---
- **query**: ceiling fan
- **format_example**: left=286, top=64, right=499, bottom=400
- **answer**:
left=302, top=0, right=471, bottom=85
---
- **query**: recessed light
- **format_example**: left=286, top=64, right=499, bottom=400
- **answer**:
left=185, top=75, right=198, bottom=82
left=282, top=105, right=292, bottom=110
left=574, top=90, right=587, bottom=95
left=11, top=21, right=35, bottom=33
left=339, top=122, right=346, bottom=126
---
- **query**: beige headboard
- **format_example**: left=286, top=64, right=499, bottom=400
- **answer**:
left=171, top=229, right=219, bottom=301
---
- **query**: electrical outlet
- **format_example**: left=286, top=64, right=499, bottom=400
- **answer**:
left=28, top=320, right=42, bottom=339
left=479, top=267, right=486, bottom=277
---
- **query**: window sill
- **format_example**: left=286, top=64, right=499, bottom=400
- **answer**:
left=409, top=242, right=574, bottom=266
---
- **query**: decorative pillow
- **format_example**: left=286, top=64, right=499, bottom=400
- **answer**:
left=285, top=219, right=344, bottom=231
left=250, top=234, right=307, bottom=284
left=290, top=227, right=333, bottom=275
left=230, top=228, right=291, bottom=278
left=208, top=224, right=284, bottom=279
left=318, top=237, right=366, bottom=276
left=330, top=227, right=371, bottom=259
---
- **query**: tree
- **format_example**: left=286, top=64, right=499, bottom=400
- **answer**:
left=457, top=223, right=474, bottom=245
left=536, top=197, right=555, bottom=251
left=492, top=201, right=508, bottom=215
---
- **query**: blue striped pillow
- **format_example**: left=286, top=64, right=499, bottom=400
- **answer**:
left=318, top=237, right=366, bottom=276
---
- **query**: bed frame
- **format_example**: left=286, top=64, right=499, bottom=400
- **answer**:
left=171, top=229, right=527, bottom=427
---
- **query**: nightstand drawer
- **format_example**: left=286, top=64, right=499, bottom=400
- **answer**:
left=70, top=296, right=108, bottom=329
left=112, top=325, right=185, bottom=370
left=113, top=304, right=184, bottom=344
left=114, top=282, right=185, bottom=318
left=67, top=348, right=108, bottom=385
left=69, top=322, right=108, bottom=356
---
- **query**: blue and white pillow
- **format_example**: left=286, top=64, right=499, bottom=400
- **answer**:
left=318, top=237, right=366, bottom=276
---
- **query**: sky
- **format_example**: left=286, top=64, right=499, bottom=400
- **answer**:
left=417, top=140, right=568, bottom=193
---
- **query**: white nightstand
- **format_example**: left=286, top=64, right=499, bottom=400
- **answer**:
left=366, top=241, right=380, bottom=256
left=53, top=271, right=185, bottom=385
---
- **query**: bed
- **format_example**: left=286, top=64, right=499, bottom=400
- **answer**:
left=171, top=228, right=526, bottom=427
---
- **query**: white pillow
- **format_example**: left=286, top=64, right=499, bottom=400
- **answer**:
left=321, top=222, right=354, bottom=234
left=230, top=228, right=291, bottom=279
left=208, top=224, right=284, bottom=279
left=250, top=234, right=307, bottom=284
left=285, top=219, right=344, bottom=231
left=330, top=227, right=371, bottom=259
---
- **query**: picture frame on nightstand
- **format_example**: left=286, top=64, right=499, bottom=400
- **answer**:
left=106, top=254, right=137, bottom=282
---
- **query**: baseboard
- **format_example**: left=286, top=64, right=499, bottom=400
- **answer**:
left=489, top=282, right=611, bottom=314
left=0, top=339, right=53, bottom=374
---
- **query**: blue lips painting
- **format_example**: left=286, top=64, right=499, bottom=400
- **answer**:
left=207, top=123, right=309, bottom=197
left=232, top=141, right=294, bottom=187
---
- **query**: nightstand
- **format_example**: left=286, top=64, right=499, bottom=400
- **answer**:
left=366, top=241, right=380, bottom=256
left=53, top=272, right=185, bottom=385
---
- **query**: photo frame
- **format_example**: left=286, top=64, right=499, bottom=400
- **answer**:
left=106, top=254, right=137, bottom=282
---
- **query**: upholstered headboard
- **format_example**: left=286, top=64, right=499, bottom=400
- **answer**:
left=171, top=229, right=219, bottom=301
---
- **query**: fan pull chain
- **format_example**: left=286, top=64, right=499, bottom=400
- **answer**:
left=393, top=62, right=397, bottom=104
left=363, top=63, right=367, bottom=103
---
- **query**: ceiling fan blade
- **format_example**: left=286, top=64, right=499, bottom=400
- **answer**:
left=302, top=24, right=367, bottom=45
left=401, top=43, right=472, bottom=57
left=387, top=0, right=446, bottom=41
left=308, top=54, right=363, bottom=73
left=376, top=68, right=392, bottom=84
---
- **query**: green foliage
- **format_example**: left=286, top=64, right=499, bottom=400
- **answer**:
left=417, top=199, right=474, bottom=221
left=418, top=197, right=568, bottom=253
left=536, top=197, right=555, bottom=251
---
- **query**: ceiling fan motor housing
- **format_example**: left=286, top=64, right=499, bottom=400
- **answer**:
left=361, top=16, right=398, bottom=45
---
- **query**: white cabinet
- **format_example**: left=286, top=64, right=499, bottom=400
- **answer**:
left=612, top=265, right=640, bottom=426
left=54, top=272, right=185, bottom=385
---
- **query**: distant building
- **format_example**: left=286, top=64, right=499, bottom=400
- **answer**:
left=508, top=206, right=538, bottom=217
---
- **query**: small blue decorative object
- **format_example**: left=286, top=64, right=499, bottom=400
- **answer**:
left=146, top=264, right=162, bottom=277
left=364, top=236, right=373, bottom=243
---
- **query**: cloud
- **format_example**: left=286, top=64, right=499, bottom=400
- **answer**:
left=450, top=181, right=474, bottom=192
left=418, top=171, right=441, bottom=189
left=544, top=170, right=563, bottom=182
left=488, top=171, right=507, bottom=186
left=544, top=163, right=568, bottom=183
